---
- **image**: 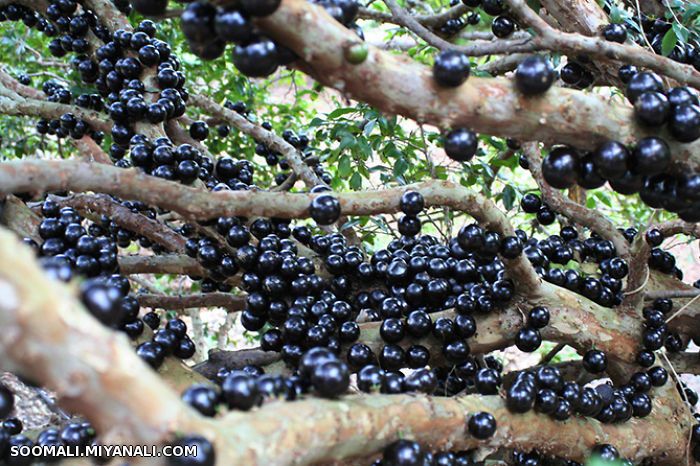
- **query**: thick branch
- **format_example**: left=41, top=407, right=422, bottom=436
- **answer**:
left=118, top=254, right=205, bottom=276
left=357, top=4, right=469, bottom=28
left=0, top=227, right=200, bottom=444
left=0, top=195, right=41, bottom=243
left=0, top=160, right=540, bottom=293
left=214, top=386, right=689, bottom=465
left=0, top=85, right=111, bottom=133
left=250, top=0, right=700, bottom=172
left=193, top=348, right=282, bottom=380
left=383, top=0, right=537, bottom=55
left=505, top=0, right=700, bottom=88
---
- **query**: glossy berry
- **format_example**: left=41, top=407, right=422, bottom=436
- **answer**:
left=542, top=147, right=577, bottom=189
left=602, top=24, right=627, bottom=43
left=433, top=50, right=470, bottom=87
left=309, top=194, right=341, bottom=225
left=491, top=15, right=515, bottom=38
left=400, top=191, right=424, bottom=216
left=215, top=9, right=253, bottom=43
left=222, top=372, right=260, bottom=410
left=382, top=440, right=425, bottom=466
left=582, top=349, right=607, bottom=373
left=468, top=411, right=497, bottom=439
left=528, top=306, right=549, bottom=329
left=311, top=360, right=350, bottom=398
left=515, top=327, right=541, bottom=352
left=631, top=137, right=670, bottom=175
left=669, top=104, right=700, bottom=143
left=634, top=92, right=670, bottom=126
left=626, top=71, right=664, bottom=103
left=169, top=435, right=215, bottom=466
left=515, top=56, right=554, bottom=96
left=520, top=193, right=542, bottom=213
left=181, top=384, right=220, bottom=417
left=444, top=128, right=478, bottom=162
left=189, top=121, right=209, bottom=141
left=593, top=140, right=629, bottom=180
left=232, top=38, right=279, bottom=78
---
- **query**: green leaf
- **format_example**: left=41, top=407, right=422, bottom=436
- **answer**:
left=682, top=4, right=700, bottom=23
left=661, top=29, right=677, bottom=56
left=349, top=172, right=362, bottom=190
left=338, top=134, right=356, bottom=152
left=501, top=185, right=516, bottom=211
left=327, top=107, right=356, bottom=119
left=338, top=155, right=352, bottom=178
left=393, top=158, right=409, bottom=177
left=672, top=23, right=688, bottom=43
left=363, top=119, right=377, bottom=137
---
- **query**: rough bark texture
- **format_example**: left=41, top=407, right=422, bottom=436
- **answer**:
left=249, top=0, right=700, bottom=173
left=0, top=160, right=540, bottom=293
left=0, top=227, right=200, bottom=445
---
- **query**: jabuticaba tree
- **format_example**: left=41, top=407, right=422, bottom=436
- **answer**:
left=0, top=0, right=699, bottom=464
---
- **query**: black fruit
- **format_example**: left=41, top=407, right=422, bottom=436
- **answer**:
left=542, top=146, right=577, bottom=189
left=468, top=412, right=497, bottom=439
left=631, top=137, right=670, bottom=175
left=433, top=50, right=470, bottom=87
left=515, top=56, right=554, bottom=96
left=444, top=128, right=478, bottom=162
left=309, top=194, right=341, bottom=225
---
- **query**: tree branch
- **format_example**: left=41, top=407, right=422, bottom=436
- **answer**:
left=357, top=4, right=470, bottom=28
left=189, top=94, right=322, bottom=189
left=0, top=226, right=201, bottom=445
left=118, top=254, right=205, bottom=277
left=0, top=84, right=111, bottom=133
left=193, top=348, right=282, bottom=380
left=0, top=159, right=541, bottom=293
left=247, top=0, right=700, bottom=172
left=504, top=0, right=700, bottom=88
left=212, top=385, right=689, bottom=465
left=137, top=292, right=246, bottom=313
left=57, top=193, right=187, bottom=253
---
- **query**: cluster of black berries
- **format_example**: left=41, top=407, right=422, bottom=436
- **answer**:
left=0, top=421, right=100, bottom=464
left=0, top=3, right=51, bottom=33
left=375, top=439, right=479, bottom=466
left=520, top=195, right=637, bottom=307
left=446, top=0, right=520, bottom=39
left=35, top=81, right=103, bottom=143
left=639, top=298, right=689, bottom=360
left=173, top=0, right=360, bottom=76
left=644, top=228, right=682, bottom=278
left=33, top=200, right=120, bottom=278
left=31, top=202, right=148, bottom=336
left=442, top=0, right=481, bottom=35
left=181, top=348, right=349, bottom=417
left=137, top=315, right=196, bottom=369
left=29, top=198, right=203, bottom=369
left=506, top=363, right=666, bottom=424
left=539, top=71, right=700, bottom=220
left=632, top=16, right=700, bottom=69
left=118, top=136, right=207, bottom=184
left=277, top=128, right=332, bottom=185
